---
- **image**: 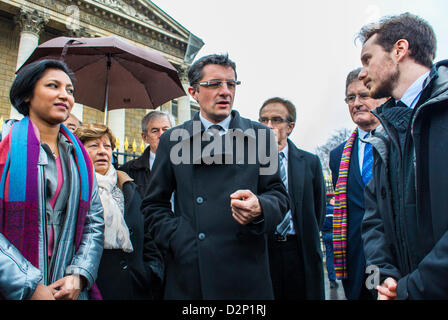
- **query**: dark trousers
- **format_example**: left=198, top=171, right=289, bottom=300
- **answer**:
left=322, top=232, right=337, bottom=281
left=268, top=235, right=306, bottom=300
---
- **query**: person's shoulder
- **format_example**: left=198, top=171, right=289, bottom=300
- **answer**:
left=330, top=141, right=347, bottom=156
left=288, top=140, right=317, bottom=159
left=119, top=158, right=137, bottom=171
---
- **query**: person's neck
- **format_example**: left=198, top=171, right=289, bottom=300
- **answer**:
left=358, top=122, right=379, bottom=133
left=278, top=139, right=287, bottom=151
left=200, top=111, right=227, bottom=124
left=392, top=61, right=430, bottom=100
left=30, top=115, right=60, bottom=153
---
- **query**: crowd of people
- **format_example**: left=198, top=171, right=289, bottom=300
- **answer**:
left=1, top=12, right=447, bottom=300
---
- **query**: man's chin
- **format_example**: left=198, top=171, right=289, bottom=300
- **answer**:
left=212, top=109, right=232, bottom=122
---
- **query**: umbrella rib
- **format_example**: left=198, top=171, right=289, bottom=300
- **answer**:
left=114, top=57, right=156, bottom=108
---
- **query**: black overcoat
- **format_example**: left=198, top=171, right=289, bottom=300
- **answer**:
left=96, top=171, right=164, bottom=299
left=287, top=140, right=326, bottom=299
left=142, top=110, right=289, bottom=299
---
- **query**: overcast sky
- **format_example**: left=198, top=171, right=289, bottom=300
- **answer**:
left=154, top=0, right=448, bottom=153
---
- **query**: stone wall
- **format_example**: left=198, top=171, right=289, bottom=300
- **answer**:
left=0, top=16, right=19, bottom=119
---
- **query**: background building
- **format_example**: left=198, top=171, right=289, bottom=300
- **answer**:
left=0, top=0, right=203, bottom=156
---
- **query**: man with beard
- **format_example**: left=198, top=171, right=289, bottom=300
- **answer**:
left=358, top=12, right=448, bottom=299
left=330, top=68, right=386, bottom=300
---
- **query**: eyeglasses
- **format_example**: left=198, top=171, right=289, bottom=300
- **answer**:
left=345, top=92, right=371, bottom=104
left=259, top=117, right=291, bottom=125
left=198, top=80, right=241, bottom=90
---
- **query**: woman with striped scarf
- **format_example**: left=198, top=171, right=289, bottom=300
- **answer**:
left=0, top=60, right=104, bottom=300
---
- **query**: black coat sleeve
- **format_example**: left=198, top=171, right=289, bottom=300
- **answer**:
left=361, top=179, right=402, bottom=285
left=141, top=132, right=178, bottom=254
left=396, top=230, right=448, bottom=299
left=329, top=146, right=341, bottom=190
left=251, top=129, right=289, bottom=235
left=312, top=154, right=326, bottom=229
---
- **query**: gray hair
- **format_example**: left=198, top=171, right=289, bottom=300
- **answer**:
left=141, top=110, right=174, bottom=133
left=345, top=67, right=363, bottom=96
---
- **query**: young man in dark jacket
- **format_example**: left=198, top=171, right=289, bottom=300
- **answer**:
left=358, top=12, right=448, bottom=299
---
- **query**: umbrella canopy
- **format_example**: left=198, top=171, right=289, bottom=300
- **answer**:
left=18, top=36, right=186, bottom=121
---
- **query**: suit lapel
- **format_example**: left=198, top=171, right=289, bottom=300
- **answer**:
left=287, top=140, right=304, bottom=218
left=350, top=135, right=364, bottom=189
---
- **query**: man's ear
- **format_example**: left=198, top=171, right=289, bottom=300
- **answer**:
left=287, top=121, right=295, bottom=136
left=188, top=86, right=199, bottom=101
left=393, top=39, right=410, bottom=63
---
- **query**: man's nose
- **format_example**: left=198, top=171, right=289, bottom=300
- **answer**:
left=218, top=83, right=232, bottom=95
left=266, top=120, right=275, bottom=129
left=358, top=68, right=367, bottom=81
left=354, top=95, right=364, bottom=106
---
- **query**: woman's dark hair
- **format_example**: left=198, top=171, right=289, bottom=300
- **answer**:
left=10, top=59, right=75, bottom=116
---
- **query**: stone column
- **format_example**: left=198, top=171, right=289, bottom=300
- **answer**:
left=177, top=65, right=192, bottom=125
left=108, top=109, right=126, bottom=154
left=11, top=9, right=48, bottom=119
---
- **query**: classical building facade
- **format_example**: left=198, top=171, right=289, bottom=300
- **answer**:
left=0, top=0, right=202, bottom=156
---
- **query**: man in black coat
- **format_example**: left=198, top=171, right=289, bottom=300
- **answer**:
left=259, top=97, right=326, bottom=300
left=120, top=111, right=173, bottom=198
left=329, top=69, right=386, bottom=300
left=141, top=54, right=289, bottom=299
left=358, top=13, right=448, bottom=299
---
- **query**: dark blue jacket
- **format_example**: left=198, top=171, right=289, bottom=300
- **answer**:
left=330, top=134, right=368, bottom=300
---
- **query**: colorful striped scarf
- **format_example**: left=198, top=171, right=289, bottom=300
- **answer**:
left=333, top=128, right=358, bottom=279
left=0, top=117, right=99, bottom=297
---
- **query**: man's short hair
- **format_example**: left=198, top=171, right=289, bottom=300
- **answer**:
left=357, top=12, right=436, bottom=68
left=187, top=54, right=237, bottom=88
left=259, top=97, right=296, bottom=123
left=345, top=67, right=363, bottom=96
left=141, top=110, right=174, bottom=133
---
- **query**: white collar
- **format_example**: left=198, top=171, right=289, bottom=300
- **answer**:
left=396, top=71, right=430, bottom=108
left=199, top=113, right=232, bottom=132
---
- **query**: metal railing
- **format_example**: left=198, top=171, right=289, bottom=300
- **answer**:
left=112, top=150, right=140, bottom=167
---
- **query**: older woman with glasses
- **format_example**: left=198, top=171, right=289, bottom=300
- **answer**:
left=75, top=123, right=163, bottom=300
left=0, top=59, right=104, bottom=300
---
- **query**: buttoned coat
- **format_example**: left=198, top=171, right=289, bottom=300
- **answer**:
left=142, top=110, right=289, bottom=299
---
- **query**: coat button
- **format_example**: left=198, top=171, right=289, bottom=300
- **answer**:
left=120, top=260, right=128, bottom=270
left=196, top=196, right=204, bottom=204
left=198, top=233, right=206, bottom=240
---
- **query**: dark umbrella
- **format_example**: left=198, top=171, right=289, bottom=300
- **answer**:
left=18, top=36, right=186, bottom=124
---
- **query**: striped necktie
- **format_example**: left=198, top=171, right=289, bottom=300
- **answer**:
left=276, top=152, right=292, bottom=235
left=362, top=132, right=373, bottom=186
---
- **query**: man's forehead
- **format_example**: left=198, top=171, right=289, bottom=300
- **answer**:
left=202, top=64, right=235, bottom=78
left=261, top=102, right=288, bottom=115
left=147, top=116, right=171, bottom=129
left=347, top=80, right=368, bottom=94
